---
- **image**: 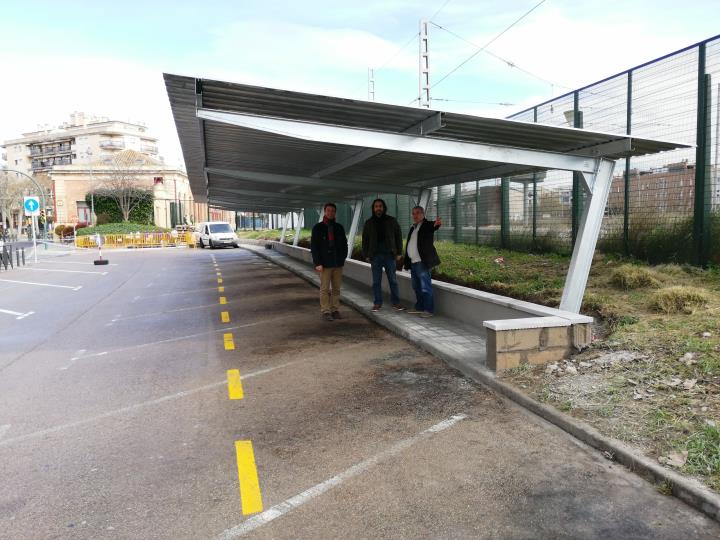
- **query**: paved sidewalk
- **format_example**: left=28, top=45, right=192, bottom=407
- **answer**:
left=241, top=244, right=488, bottom=371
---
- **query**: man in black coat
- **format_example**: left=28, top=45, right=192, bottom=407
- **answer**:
left=403, top=205, right=441, bottom=318
left=311, top=203, right=348, bottom=321
left=361, top=198, right=405, bottom=312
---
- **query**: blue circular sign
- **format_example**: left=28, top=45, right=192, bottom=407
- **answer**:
left=24, top=198, right=39, bottom=212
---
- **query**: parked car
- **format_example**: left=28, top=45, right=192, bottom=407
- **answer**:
left=194, top=221, right=240, bottom=249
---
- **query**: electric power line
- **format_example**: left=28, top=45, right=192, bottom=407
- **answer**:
left=429, top=21, right=572, bottom=91
left=430, top=0, right=548, bottom=91
left=429, top=0, right=452, bottom=22
left=433, top=98, right=516, bottom=106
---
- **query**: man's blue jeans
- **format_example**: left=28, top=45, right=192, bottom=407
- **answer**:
left=371, top=253, right=400, bottom=306
left=411, top=262, right=434, bottom=313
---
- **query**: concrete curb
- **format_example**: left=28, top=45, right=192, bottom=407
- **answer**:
left=243, top=244, right=720, bottom=523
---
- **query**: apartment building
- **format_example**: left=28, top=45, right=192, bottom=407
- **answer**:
left=2, top=112, right=160, bottom=176
left=2, top=113, right=235, bottom=229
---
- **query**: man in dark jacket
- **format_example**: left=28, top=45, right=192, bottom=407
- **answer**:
left=311, top=203, right=349, bottom=321
left=403, top=206, right=442, bottom=318
left=361, top=199, right=405, bottom=312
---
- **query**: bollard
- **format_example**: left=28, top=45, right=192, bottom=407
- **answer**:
left=16, top=248, right=20, bottom=268
left=21, top=248, right=25, bottom=266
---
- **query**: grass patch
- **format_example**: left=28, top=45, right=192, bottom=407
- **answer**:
left=649, top=287, right=709, bottom=314
left=76, top=222, right=169, bottom=236
left=685, top=425, right=720, bottom=484
left=610, top=264, right=663, bottom=290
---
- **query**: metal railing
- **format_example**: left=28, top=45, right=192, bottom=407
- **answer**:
left=75, top=232, right=194, bottom=249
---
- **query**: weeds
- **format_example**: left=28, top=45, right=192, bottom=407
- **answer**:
left=650, top=287, right=709, bottom=314
left=610, top=264, right=663, bottom=290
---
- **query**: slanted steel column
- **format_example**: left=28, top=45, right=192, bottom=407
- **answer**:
left=279, top=212, right=291, bottom=243
left=346, top=199, right=363, bottom=260
left=292, top=210, right=304, bottom=246
left=417, top=188, right=432, bottom=211
left=560, top=158, right=615, bottom=313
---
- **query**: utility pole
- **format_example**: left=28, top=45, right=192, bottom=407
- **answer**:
left=418, top=19, right=431, bottom=108
left=367, top=68, right=375, bottom=101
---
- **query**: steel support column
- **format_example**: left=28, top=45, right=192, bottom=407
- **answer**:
left=346, top=199, right=363, bottom=260
left=417, top=188, right=433, bottom=211
left=292, top=210, right=304, bottom=246
left=560, top=158, right=616, bottom=313
left=279, top=212, right=291, bottom=243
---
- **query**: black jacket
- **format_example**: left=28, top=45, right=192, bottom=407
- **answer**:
left=361, top=215, right=403, bottom=258
left=311, top=220, right=348, bottom=268
left=403, top=219, right=441, bottom=270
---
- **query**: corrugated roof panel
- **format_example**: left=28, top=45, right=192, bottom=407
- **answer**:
left=164, top=73, right=691, bottom=210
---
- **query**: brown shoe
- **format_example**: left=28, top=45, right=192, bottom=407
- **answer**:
left=371, top=304, right=381, bottom=312
left=392, top=304, right=406, bottom=311
left=332, top=311, right=342, bottom=319
left=322, top=312, right=334, bottom=321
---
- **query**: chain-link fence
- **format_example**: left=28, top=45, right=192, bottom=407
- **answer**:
left=292, top=35, right=720, bottom=265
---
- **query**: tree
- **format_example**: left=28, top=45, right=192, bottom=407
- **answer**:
left=0, top=170, right=32, bottom=236
left=94, top=150, right=154, bottom=222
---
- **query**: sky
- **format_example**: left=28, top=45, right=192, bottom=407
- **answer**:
left=0, top=0, right=718, bottom=169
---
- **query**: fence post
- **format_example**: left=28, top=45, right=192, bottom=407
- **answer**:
left=694, top=42, right=711, bottom=267
left=500, top=177, right=509, bottom=248
left=571, top=91, right=584, bottom=247
left=453, top=183, right=462, bottom=242
left=532, top=107, right=538, bottom=247
left=624, top=70, right=633, bottom=256
left=475, top=180, right=480, bottom=245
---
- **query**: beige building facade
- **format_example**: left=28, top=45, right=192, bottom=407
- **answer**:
left=2, top=113, right=235, bottom=229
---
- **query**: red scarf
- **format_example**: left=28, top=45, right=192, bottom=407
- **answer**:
left=323, top=217, right=335, bottom=241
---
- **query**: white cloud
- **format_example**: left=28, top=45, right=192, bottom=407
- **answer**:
left=0, top=53, right=183, bottom=168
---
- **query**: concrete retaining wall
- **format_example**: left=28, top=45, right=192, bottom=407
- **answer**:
left=268, top=241, right=593, bottom=370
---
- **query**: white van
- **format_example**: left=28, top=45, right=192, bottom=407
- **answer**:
left=194, top=221, right=240, bottom=249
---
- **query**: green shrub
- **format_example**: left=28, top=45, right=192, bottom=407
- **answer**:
left=95, top=213, right=112, bottom=225
left=86, top=192, right=154, bottom=224
left=649, top=286, right=709, bottom=314
left=610, top=264, right=662, bottom=289
left=76, top=222, right=169, bottom=236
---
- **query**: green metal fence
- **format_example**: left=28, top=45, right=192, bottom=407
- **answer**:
left=301, top=35, right=720, bottom=266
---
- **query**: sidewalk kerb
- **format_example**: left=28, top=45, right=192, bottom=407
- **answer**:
left=241, top=243, right=720, bottom=523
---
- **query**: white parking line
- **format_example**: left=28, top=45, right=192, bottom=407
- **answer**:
left=35, top=260, right=119, bottom=267
left=0, top=279, right=82, bottom=291
left=0, top=362, right=297, bottom=448
left=216, top=414, right=468, bottom=539
left=22, top=267, right=108, bottom=275
left=0, top=308, right=34, bottom=320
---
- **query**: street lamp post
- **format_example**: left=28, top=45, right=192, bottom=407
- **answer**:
left=86, top=148, right=96, bottom=226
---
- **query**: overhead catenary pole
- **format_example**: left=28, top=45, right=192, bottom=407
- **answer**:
left=419, top=19, right=431, bottom=108
left=367, top=68, right=375, bottom=101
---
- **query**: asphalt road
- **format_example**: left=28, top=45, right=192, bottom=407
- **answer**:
left=1, top=246, right=719, bottom=539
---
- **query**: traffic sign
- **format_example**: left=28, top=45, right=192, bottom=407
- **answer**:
left=24, top=196, right=40, bottom=216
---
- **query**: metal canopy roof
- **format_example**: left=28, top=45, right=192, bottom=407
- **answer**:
left=164, top=73, right=689, bottom=211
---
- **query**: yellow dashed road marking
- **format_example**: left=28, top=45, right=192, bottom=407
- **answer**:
left=224, top=333, right=235, bottom=350
left=235, top=440, right=263, bottom=515
left=221, top=311, right=230, bottom=323
left=218, top=278, right=223, bottom=284
left=219, top=296, right=227, bottom=305
left=227, top=369, right=244, bottom=399
left=218, top=286, right=225, bottom=293
left=217, top=272, right=222, bottom=276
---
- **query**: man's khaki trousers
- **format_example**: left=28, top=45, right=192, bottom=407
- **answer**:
left=320, top=266, right=343, bottom=314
